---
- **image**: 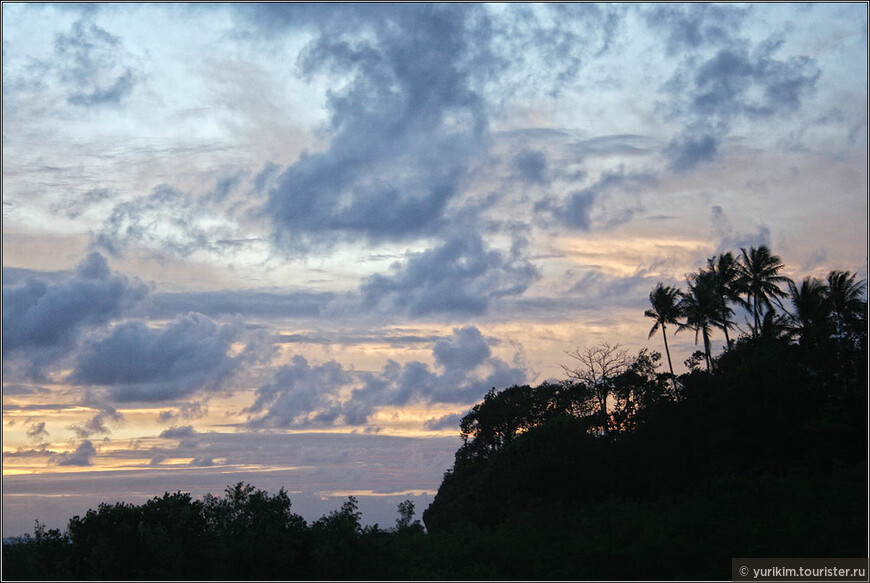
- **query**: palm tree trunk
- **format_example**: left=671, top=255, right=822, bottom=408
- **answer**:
left=753, top=293, right=760, bottom=337
left=702, top=328, right=712, bottom=372
left=661, top=324, right=677, bottom=391
left=723, top=326, right=731, bottom=350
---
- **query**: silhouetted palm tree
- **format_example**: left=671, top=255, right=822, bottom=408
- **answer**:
left=786, top=277, right=830, bottom=349
left=705, top=251, right=744, bottom=349
left=645, top=283, right=682, bottom=390
left=826, top=270, right=867, bottom=340
left=758, top=308, right=792, bottom=343
left=737, top=246, right=790, bottom=337
left=677, top=271, right=723, bottom=372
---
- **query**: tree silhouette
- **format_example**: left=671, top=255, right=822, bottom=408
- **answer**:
left=677, top=270, right=724, bottom=371
left=705, top=252, right=744, bottom=349
left=395, top=500, right=421, bottom=531
left=562, top=343, right=630, bottom=433
left=737, top=245, right=790, bottom=337
left=826, top=270, right=867, bottom=341
left=786, top=277, right=830, bottom=349
left=758, top=308, right=792, bottom=343
left=645, top=283, right=682, bottom=390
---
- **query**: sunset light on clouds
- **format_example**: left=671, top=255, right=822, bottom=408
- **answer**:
left=2, top=3, right=867, bottom=536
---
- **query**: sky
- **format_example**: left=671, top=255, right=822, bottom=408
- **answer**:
left=2, top=3, right=867, bottom=537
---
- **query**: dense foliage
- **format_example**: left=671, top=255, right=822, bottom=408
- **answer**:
left=3, top=246, right=867, bottom=580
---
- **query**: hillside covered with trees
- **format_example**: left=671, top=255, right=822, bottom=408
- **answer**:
left=3, top=246, right=867, bottom=580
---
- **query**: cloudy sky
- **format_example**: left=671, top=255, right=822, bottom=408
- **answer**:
left=2, top=3, right=867, bottom=536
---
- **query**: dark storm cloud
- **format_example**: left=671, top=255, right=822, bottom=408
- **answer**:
left=50, top=440, right=97, bottom=467
left=360, top=233, right=539, bottom=319
left=54, top=17, right=137, bottom=107
left=70, top=312, right=242, bottom=403
left=2, top=252, right=146, bottom=375
left=265, top=4, right=490, bottom=251
left=247, top=326, right=527, bottom=429
left=149, top=290, right=334, bottom=320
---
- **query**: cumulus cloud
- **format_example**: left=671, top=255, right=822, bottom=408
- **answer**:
left=70, top=312, right=243, bottom=402
left=247, top=326, right=528, bottom=429
left=2, top=252, right=146, bottom=375
left=360, top=233, right=540, bottom=319
left=159, top=425, right=198, bottom=439
left=247, top=356, right=352, bottom=427
left=432, top=326, right=491, bottom=373
left=50, top=440, right=97, bottom=466
left=264, top=4, right=491, bottom=251
left=256, top=4, right=639, bottom=252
